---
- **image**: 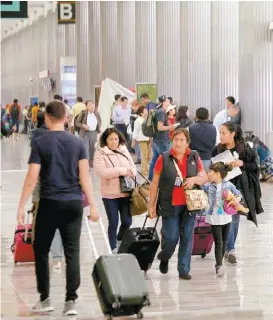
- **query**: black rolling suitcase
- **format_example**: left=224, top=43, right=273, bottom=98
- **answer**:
left=118, top=216, right=160, bottom=272
left=85, top=217, right=150, bottom=320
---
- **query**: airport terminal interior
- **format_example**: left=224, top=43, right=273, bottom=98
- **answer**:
left=1, top=1, right=273, bottom=320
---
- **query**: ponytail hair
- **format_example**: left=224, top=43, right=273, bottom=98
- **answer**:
left=209, top=162, right=233, bottom=180
left=222, top=121, right=244, bottom=145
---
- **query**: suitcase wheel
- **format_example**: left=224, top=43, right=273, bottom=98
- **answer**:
left=201, top=252, right=206, bottom=259
left=11, top=244, right=15, bottom=253
left=137, top=312, right=144, bottom=319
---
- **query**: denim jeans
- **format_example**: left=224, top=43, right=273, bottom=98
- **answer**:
left=134, top=142, right=141, bottom=161
left=226, top=213, right=240, bottom=252
left=148, top=141, right=170, bottom=181
left=102, top=197, right=132, bottom=250
left=201, top=159, right=211, bottom=173
left=157, top=205, right=196, bottom=275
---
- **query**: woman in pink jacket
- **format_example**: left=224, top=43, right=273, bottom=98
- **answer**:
left=94, top=128, right=137, bottom=251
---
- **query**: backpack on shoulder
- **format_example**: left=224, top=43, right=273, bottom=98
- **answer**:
left=141, top=105, right=161, bottom=138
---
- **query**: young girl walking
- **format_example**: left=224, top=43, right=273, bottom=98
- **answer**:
left=202, top=162, right=245, bottom=277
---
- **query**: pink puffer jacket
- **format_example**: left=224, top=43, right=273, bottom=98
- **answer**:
left=94, top=145, right=137, bottom=199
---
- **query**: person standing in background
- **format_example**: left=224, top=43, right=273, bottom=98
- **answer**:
left=189, top=108, right=220, bottom=172
left=176, top=106, right=193, bottom=129
left=112, top=96, right=131, bottom=144
left=213, top=97, right=240, bottom=130
left=110, top=94, right=122, bottom=125
left=76, top=100, right=101, bottom=169
left=32, top=102, right=40, bottom=127
left=167, top=105, right=176, bottom=140
left=130, top=100, right=141, bottom=163
left=140, top=93, right=157, bottom=112
left=8, top=99, right=21, bottom=140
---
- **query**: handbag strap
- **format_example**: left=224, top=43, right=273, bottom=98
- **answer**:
left=172, top=158, right=184, bottom=181
left=107, top=155, right=115, bottom=168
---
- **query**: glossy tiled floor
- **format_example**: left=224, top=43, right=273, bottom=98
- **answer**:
left=1, top=136, right=273, bottom=320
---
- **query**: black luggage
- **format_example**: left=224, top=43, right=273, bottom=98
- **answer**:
left=118, top=216, right=160, bottom=272
left=85, top=217, right=150, bottom=320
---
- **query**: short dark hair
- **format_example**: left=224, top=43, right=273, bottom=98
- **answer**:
left=39, top=101, right=45, bottom=108
left=13, top=99, right=18, bottom=104
left=54, top=94, right=63, bottom=101
left=121, top=96, right=128, bottom=102
left=64, top=99, right=68, bottom=104
left=99, top=128, right=126, bottom=148
left=46, top=100, right=66, bottom=120
left=34, top=102, right=38, bottom=106
left=171, top=128, right=190, bottom=143
left=209, top=162, right=233, bottom=179
left=37, top=112, right=45, bottom=128
left=136, top=105, right=146, bottom=116
left=85, top=100, right=93, bottom=106
left=77, top=97, right=83, bottom=102
left=196, top=107, right=209, bottom=120
left=226, top=96, right=235, bottom=105
left=168, top=97, right=173, bottom=104
left=114, top=94, right=121, bottom=102
left=140, top=93, right=149, bottom=99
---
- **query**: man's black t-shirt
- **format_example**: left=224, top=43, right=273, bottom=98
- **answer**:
left=153, top=107, right=170, bottom=144
left=29, top=131, right=87, bottom=201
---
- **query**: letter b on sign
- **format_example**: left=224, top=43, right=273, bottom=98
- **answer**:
left=57, top=1, right=75, bottom=24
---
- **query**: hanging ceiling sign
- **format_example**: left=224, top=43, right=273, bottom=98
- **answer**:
left=57, top=1, right=75, bottom=24
left=0, top=1, right=28, bottom=19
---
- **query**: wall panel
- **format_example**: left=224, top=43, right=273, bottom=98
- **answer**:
left=211, top=1, right=239, bottom=116
left=135, top=1, right=157, bottom=83
left=239, top=1, right=273, bottom=141
left=156, top=1, right=181, bottom=100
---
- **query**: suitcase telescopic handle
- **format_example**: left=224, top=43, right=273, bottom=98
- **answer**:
left=24, top=210, right=33, bottom=242
left=84, top=216, right=112, bottom=260
left=142, top=215, right=159, bottom=236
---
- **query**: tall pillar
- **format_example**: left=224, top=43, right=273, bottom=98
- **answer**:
left=211, top=2, right=239, bottom=116
left=180, top=1, right=211, bottom=112
left=239, top=1, right=273, bottom=141
left=135, top=1, right=157, bottom=83
left=156, top=1, right=181, bottom=100
left=117, top=1, right=135, bottom=87
left=100, top=1, right=118, bottom=81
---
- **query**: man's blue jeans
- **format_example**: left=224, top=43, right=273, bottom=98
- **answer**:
left=157, top=206, right=196, bottom=275
left=148, top=141, right=170, bottom=181
left=201, top=159, right=211, bottom=173
left=134, top=142, right=141, bottom=161
left=226, top=213, right=240, bottom=252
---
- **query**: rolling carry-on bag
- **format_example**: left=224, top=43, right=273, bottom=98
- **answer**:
left=192, top=214, right=213, bottom=258
left=85, top=217, right=150, bottom=320
left=118, top=216, right=160, bottom=272
left=11, top=210, right=35, bottom=263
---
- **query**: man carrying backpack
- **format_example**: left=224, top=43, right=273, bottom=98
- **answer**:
left=146, top=95, right=176, bottom=181
left=8, top=99, right=21, bottom=140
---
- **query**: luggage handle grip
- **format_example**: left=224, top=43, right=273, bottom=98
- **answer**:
left=24, top=210, right=33, bottom=242
left=142, top=215, right=159, bottom=236
left=85, top=217, right=112, bottom=260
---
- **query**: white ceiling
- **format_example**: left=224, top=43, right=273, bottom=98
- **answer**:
left=1, top=1, right=52, bottom=40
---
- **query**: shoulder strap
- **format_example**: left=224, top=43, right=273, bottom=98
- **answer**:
left=172, top=158, right=184, bottom=181
left=113, top=149, right=129, bottom=161
left=106, top=155, right=115, bottom=167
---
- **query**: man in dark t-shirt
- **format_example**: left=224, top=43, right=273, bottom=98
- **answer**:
left=148, top=95, right=175, bottom=181
left=17, top=100, right=99, bottom=316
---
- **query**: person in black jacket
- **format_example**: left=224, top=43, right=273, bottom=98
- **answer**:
left=176, top=106, right=193, bottom=129
left=212, top=122, right=263, bottom=265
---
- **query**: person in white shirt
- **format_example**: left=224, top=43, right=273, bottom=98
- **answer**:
left=75, top=100, right=101, bottom=168
left=131, top=106, right=150, bottom=177
left=202, top=162, right=243, bottom=277
left=112, top=96, right=131, bottom=143
left=213, top=99, right=240, bottom=130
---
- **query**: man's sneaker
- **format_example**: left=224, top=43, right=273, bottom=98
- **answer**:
left=216, top=265, right=225, bottom=277
left=179, top=273, right=192, bottom=280
left=32, top=298, right=54, bottom=313
left=227, top=249, right=237, bottom=264
left=159, top=260, right=169, bottom=274
left=63, top=300, right=77, bottom=316
left=53, top=260, right=62, bottom=269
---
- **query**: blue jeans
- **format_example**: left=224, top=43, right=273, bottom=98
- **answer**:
left=102, top=197, right=132, bottom=250
left=148, top=141, right=170, bottom=181
left=157, top=205, right=196, bottom=275
left=226, top=213, right=240, bottom=252
left=134, top=142, right=141, bottom=161
left=202, top=159, right=211, bottom=173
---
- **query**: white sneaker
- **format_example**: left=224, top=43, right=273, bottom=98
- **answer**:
left=63, top=300, right=77, bottom=316
left=112, top=248, right=118, bottom=254
left=216, top=265, right=226, bottom=278
left=32, top=298, right=54, bottom=313
left=53, top=260, right=62, bottom=269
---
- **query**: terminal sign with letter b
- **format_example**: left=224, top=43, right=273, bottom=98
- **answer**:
left=57, top=1, right=75, bottom=24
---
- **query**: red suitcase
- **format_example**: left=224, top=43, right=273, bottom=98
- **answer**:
left=192, top=215, right=214, bottom=258
left=11, top=210, right=35, bottom=264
